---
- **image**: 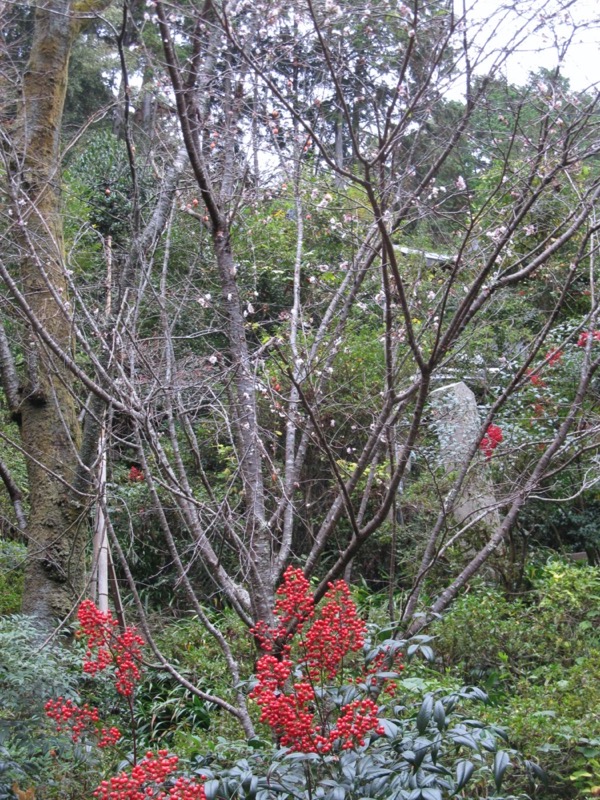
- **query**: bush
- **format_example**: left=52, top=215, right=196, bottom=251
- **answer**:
left=0, top=615, right=89, bottom=799
left=433, top=561, right=600, bottom=686
left=431, top=560, right=600, bottom=797
left=26, top=576, right=542, bottom=800
left=192, top=686, right=539, bottom=800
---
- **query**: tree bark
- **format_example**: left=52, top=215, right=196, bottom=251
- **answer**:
left=13, top=0, right=110, bottom=625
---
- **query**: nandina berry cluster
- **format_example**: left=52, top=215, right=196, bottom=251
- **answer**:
left=329, top=699, right=383, bottom=749
left=252, top=567, right=316, bottom=653
left=577, top=330, right=600, bottom=347
left=250, top=567, right=389, bottom=753
left=46, top=601, right=143, bottom=755
left=98, top=727, right=122, bottom=748
left=45, top=698, right=100, bottom=743
left=113, top=626, right=145, bottom=697
left=93, top=751, right=205, bottom=800
left=45, top=685, right=123, bottom=750
left=78, top=599, right=145, bottom=697
left=46, top=603, right=207, bottom=800
left=365, top=648, right=405, bottom=694
left=252, top=658, right=381, bottom=754
left=274, top=566, right=315, bottom=625
left=253, top=668, right=328, bottom=753
left=128, top=465, right=145, bottom=482
left=301, top=580, right=366, bottom=681
left=479, top=423, right=503, bottom=459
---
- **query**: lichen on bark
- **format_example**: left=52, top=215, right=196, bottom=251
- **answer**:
left=12, top=0, right=111, bottom=625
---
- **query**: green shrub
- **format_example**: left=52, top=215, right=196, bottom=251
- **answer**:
left=434, top=561, right=600, bottom=686
left=431, top=560, right=600, bottom=797
left=0, top=616, right=90, bottom=799
left=188, top=686, right=539, bottom=800
left=133, top=613, right=255, bottom=752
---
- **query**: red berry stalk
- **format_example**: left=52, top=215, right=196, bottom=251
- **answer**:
left=250, top=567, right=393, bottom=754
left=93, top=750, right=206, bottom=800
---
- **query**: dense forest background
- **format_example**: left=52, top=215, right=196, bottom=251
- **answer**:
left=1, top=0, right=600, bottom=797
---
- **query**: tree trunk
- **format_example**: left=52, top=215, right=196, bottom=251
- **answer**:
left=13, top=0, right=109, bottom=625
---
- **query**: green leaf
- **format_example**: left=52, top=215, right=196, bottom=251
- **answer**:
left=493, top=750, right=510, bottom=790
left=416, top=694, right=434, bottom=734
left=204, top=779, right=219, bottom=800
left=420, top=646, right=435, bottom=662
left=400, top=677, right=427, bottom=693
left=451, top=734, right=478, bottom=750
left=412, top=739, right=431, bottom=768
left=525, top=760, right=548, bottom=785
left=433, top=700, right=446, bottom=731
left=379, top=718, right=399, bottom=738
left=247, top=738, right=269, bottom=750
left=421, top=789, right=442, bottom=800
left=455, top=760, right=474, bottom=792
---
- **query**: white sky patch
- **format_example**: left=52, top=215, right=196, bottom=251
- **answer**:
left=459, top=0, right=600, bottom=91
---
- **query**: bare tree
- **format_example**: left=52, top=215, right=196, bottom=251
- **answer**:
left=1, top=0, right=600, bottom=730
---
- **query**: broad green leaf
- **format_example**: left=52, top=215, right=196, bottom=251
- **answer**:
left=493, top=750, right=510, bottom=790
left=421, top=789, right=443, bottom=800
left=416, top=694, right=434, bottom=734
left=433, top=700, right=446, bottom=731
left=455, top=760, right=474, bottom=791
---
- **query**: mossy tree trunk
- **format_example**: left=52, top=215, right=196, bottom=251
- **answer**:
left=14, top=0, right=110, bottom=625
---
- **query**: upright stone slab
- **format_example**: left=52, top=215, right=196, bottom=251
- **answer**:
left=430, top=382, right=501, bottom=537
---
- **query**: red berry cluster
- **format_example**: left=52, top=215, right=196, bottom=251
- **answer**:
left=274, top=566, right=315, bottom=625
left=365, top=648, right=405, bottom=695
left=113, top=627, right=145, bottom=697
left=248, top=619, right=285, bottom=653
left=479, top=423, right=503, bottom=459
left=302, top=580, right=366, bottom=681
left=44, top=698, right=100, bottom=743
left=545, top=348, right=563, bottom=366
left=253, top=567, right=316, bottom=653
left=168, top=777, right=207, bottom=800
left=252, top=567, right=315, bottom=654
left=45, top=694, right=123, bottom=750
left=93, top=751, right=205, bottom=800
left=329, top=699, right=384, bottom=749
left=78, top=599, right=116, bottom=635
left=577, top=330, right=600, bottom=347
left=45, top=600, right=144, bottom=747
left=128, top=466, right=145, bottom=482
left=253, top=671, right=328, bottom=753
left=46, top=603, right=207, bottom=799
left=98, top=727, right=123, bottom=748
left=250, top=568, right=386, bottom=754
left=45, top=603, right=144, bottom=755
left=78, top=599, right=145, bottom=697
